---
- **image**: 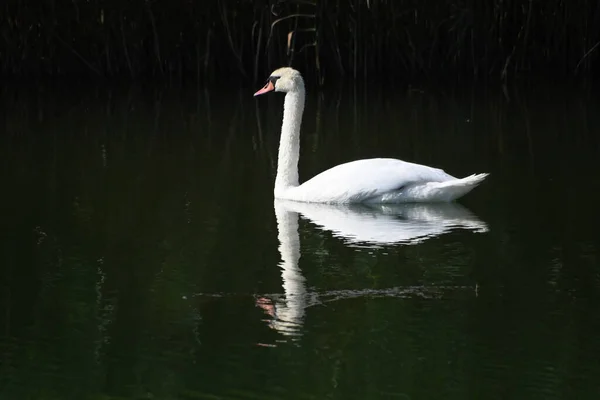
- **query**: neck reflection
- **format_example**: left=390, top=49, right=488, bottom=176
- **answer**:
left=256, top=200, right=489, bottom=344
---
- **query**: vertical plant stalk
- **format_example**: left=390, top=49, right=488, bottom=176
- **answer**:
left=120, top=13, right=134, bottom=78
left=326, top=9, right=345, bottom=76
left=146, top=0, right=163, bottom=75
left=204, top=28, right=212, bottom=82
left=218, top=0, right=247, bottom=78
left=286, top=7, right=300, bottom=66
left=252, top=10, right=264, bottom=82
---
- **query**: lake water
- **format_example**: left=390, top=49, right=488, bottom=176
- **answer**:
left=1, top=82, right=600, bottom=399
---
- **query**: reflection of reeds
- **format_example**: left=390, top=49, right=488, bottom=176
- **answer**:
left=2, top=0, right=600, bottom=83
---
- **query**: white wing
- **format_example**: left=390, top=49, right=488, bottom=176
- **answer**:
left=287, top=158, right=457, bottom=203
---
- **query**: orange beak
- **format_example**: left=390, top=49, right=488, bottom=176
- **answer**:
left=254, top=81, right=275, bottom=96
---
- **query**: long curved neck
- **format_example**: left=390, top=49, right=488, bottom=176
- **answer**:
left=275, top=87, right=305, bottom=194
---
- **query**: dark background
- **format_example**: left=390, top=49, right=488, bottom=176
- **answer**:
left=2, top=0, right=600, bottom=87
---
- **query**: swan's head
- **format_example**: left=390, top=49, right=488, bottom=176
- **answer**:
left=254, top=67, right=304, bottom=96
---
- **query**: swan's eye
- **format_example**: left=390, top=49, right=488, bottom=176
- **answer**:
left=268, top=76, right=280, bottom=85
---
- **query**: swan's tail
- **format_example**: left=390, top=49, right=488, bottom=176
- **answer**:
left=363, top=172, right=489, bottom=203
left=433, top=173, right=489, bottom=202
left=388, top=173, right=489, bottom=203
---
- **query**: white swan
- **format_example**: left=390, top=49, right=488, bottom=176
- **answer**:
left=254, top=67, right=489, bottom=204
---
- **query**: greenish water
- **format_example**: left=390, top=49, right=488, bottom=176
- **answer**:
left=1, top=84, right=600, bottom=399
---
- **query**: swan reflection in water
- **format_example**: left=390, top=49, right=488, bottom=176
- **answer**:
left=255, top=200, right=488, bottom=344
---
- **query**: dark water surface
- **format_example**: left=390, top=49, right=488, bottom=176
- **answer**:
left=1, top=83, right=600, bottom=399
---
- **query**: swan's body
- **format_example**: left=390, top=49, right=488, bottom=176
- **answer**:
left=254, top=67, right=488, bottom=204
left=280, top=158, right=487, bottom=203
